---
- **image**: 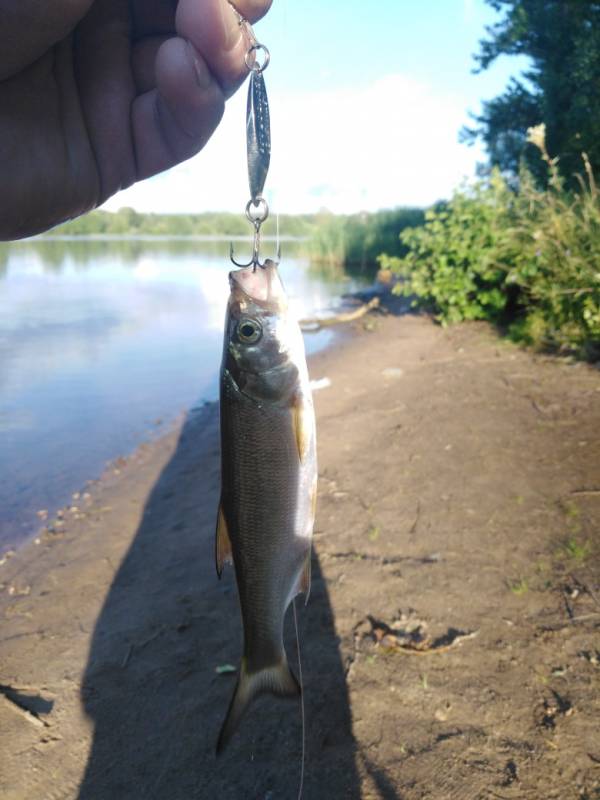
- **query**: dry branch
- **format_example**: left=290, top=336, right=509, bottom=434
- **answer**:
left=300, top=297, right=380, bottom=332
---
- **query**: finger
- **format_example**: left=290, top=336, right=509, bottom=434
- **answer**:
left=0, top=0, right=94, bottom=80
left=175, top=0, right=272, bottom=98
left=75, top=0, right=137, bottom=200
left=132, top=36, right=169, bottom=94
left=226, top=0, right=273, bottom=25
left=132, top=37, right=225, bottom=180
left=131, top=0, right=177, bottom=39
left=131, top=0, right=270, bottom=40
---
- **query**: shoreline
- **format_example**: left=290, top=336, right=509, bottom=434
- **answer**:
left=1, top=313, right=599, bottom=799
left=4, top=322, right=350, bottom=556
left=1, top=271, right=365, bottom=556
left=5, top=233, right=308, bottom=244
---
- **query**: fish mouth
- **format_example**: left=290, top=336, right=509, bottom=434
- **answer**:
left=229, top=259, right=287, bottom=311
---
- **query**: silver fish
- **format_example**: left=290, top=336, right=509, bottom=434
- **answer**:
left=215, top=260, right=317, bottom=753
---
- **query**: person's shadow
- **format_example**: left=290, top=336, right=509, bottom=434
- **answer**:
left=77, top=403, right=362, bottom=799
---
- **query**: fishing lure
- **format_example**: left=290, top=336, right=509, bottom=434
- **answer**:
left=229, top=7, right=278, bottom=271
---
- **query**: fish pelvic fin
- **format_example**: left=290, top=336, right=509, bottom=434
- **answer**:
left=296, top=552, right=312, bottom=605
left=216, top=656, right=300, bottom=755
left=292, top=393, right=312, bottom=465
left=215, top=503, right=233, bottom=579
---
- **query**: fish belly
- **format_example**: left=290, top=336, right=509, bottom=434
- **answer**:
left=220, top=371, right=313, bottom=671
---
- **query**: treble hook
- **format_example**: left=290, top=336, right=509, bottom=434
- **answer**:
left=230, top=198, right=281, bottom=270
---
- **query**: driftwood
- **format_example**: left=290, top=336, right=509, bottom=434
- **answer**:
left=300, top=297, right=380, bottom=332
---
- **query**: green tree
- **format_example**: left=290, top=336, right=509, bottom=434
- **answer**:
left=463, top=1, right=600, bottom=186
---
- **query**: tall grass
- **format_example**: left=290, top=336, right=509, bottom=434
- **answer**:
left=308, top=208, right=425, bottom=275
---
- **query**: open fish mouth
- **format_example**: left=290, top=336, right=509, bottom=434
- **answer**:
left=229, top=260, right=287, bottom=311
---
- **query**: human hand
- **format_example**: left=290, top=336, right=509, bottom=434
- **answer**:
left=0, top=0, right=271, bottom=240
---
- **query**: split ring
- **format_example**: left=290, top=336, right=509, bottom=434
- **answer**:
left=245, top=44, right=270, bottom=73
left=245, top=197, right=269, bottom=224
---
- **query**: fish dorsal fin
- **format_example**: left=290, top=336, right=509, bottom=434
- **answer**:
left=215, top=504, right=233, bottom=578
left=293, top=393, right=312, bottom=465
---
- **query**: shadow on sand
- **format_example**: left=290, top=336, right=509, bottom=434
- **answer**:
left=76, top=404, right=362, bottom=799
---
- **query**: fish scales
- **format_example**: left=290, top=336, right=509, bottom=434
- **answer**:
left=215, top=260, right=316, bottom=753
left=221, top=386, right=301, bottom=665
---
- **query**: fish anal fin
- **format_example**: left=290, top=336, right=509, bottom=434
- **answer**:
left=215, top=504, right=233, bottom=579
left=292, top=393, right=312, bottom=464
left=292, top=551, right=312, bottom=604
left=216, top=657, right=300, bottom=755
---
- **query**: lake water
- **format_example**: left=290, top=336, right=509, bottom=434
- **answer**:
left=0, top=238, right=365, bottom=551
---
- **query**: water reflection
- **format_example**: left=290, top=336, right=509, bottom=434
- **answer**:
left=0, top=238, right=365, bottom=550
left=0, top=237, right=226, bottom=270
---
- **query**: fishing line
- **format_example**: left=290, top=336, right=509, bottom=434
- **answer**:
left=292, top=597, right=305, bottom=800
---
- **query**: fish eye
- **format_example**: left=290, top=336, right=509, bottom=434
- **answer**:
left=237, top=318, right=262, bottom=344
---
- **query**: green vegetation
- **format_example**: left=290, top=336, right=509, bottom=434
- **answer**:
left=562, top=537, right=591, bottom=564
left=45, top=206, right=426, bottom=281
left=382, top=1, right=600, bottom=359
left=47, top=207, right=315, bottom=239
left=462, top=0, right=600, bottom=189
left=367, top=525, right=380, bottom=543
left=507, top=577, right=529, bottom=596
left=380, top=128, right=600, bottom=359
left=308, top=208, right=425, bottom=273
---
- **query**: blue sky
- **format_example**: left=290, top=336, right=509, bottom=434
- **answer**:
left=105, top=0, right=530, bottom=215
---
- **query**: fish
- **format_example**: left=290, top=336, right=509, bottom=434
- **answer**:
left=215, top=259, right=317, bottom=754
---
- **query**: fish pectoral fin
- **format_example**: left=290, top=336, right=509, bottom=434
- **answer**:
left=294, top=551, right=312, bottom=604
left=215, top=504, right=233, bottom=579
left=292, top=393, right=312, bottom=464
left=216, top=657, right=300, bottom=755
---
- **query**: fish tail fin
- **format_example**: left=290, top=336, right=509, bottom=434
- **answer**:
left=216, top=656, right=300, bottom=755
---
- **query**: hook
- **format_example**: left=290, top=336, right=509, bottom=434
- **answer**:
left=230, top=221, right=262, bottom=270
left=229, top=198, right=280, bottom=270
left=229, top=224, right=281, bottom=271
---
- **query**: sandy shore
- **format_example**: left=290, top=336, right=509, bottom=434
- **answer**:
left=1, top=312, right=599, bottom=799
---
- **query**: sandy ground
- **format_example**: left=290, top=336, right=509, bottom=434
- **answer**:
left=1, top=311, right=600, bottom=800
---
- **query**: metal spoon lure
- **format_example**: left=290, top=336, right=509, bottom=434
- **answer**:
left=229, top=11, right=279, bottom=271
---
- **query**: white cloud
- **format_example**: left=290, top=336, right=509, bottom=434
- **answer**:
left=463, top=0, right=476, bottom=22
left=103, top=73, right=484, bottom=216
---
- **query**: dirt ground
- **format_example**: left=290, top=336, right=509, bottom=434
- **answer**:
left=1, top=311, right=599, bottom=800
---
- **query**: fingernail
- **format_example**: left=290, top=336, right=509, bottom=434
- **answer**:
left=187, top=41, right=213, bottom=90
left=220, top=0, right=243, bottom=51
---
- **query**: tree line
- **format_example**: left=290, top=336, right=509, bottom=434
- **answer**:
left=48, top=208, right=314, bottom=238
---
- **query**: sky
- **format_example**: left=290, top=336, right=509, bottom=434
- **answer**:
left=104, top=0, right=530, bottom=216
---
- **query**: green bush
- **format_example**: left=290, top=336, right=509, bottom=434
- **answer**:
left=379, top=127, right=600, bottom=359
